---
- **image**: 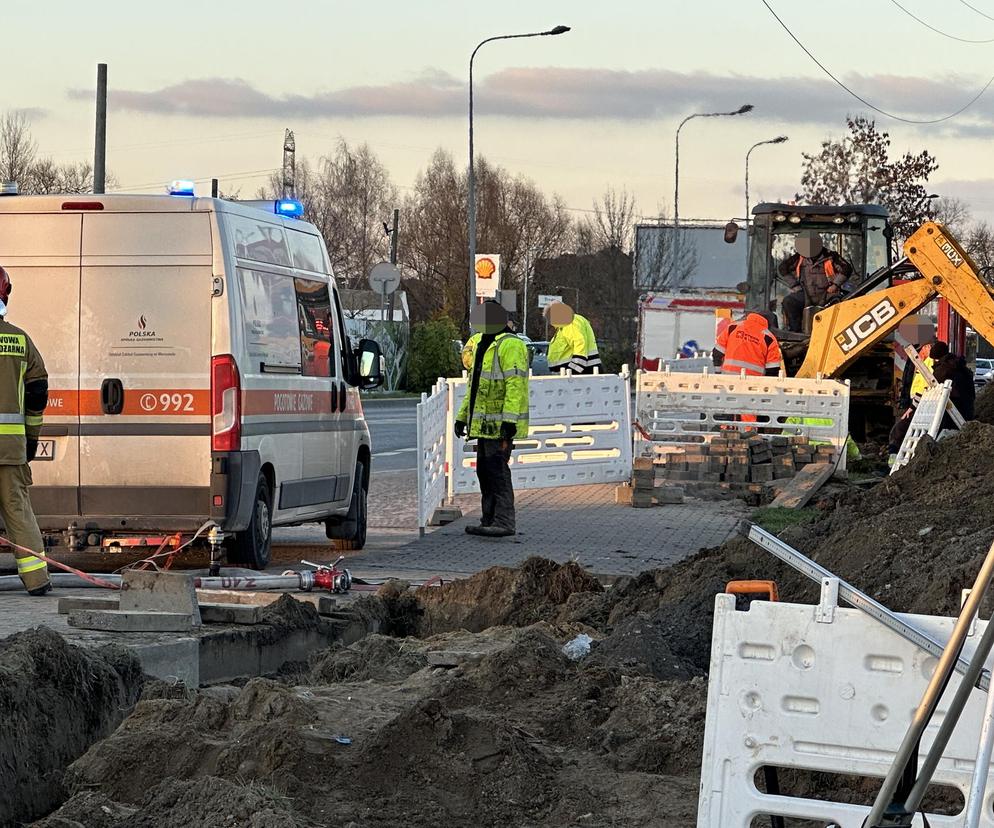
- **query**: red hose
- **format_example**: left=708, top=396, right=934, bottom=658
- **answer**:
left=0, top=537, right=120, bottom=590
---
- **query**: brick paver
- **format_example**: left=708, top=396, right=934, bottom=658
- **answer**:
left=347, top=484, right=746, bottom=578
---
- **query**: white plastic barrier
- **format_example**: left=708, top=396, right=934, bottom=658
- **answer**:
left=636, top=369, right=851, bottom=470
left=659, top=356, right=713, bottom=373
left=446, top=369, right=633, bottom=496
left=415, top=378, right=448, bottom=532
left=891, top=380, right=952, bottom=475
left=698, top=591, right=994, bottom=827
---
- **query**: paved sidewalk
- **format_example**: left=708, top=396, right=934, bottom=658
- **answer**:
left=346, top=484, right=746, bottom=579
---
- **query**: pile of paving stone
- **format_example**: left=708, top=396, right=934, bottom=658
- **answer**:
left=621, top=432, right=836, bottom=507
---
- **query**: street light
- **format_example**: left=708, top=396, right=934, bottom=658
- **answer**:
left=673, top=104, right=753, bottom=227
left=745, top=136, right=788, bottom=223
left=468, top=25, right=570, bottom=319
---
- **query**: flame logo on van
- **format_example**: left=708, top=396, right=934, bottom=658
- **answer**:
left=138, top=315, right=147, bottom=331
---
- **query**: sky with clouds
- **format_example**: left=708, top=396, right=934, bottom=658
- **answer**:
left=9, top=0, right=994, bottom=222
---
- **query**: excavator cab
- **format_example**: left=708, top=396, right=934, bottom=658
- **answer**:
left=742, top=203, right=893, bottom=328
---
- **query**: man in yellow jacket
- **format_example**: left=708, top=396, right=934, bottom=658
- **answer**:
left=0, top=266, right=50, bottom=594
left=455, top=301, right=529, bottom=537
left=544, top=302, right=600, bottom=374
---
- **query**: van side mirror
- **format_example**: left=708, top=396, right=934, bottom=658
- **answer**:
left=355, top=339, right=384, bottom=390
left=723, top=221, right=739, bottom=244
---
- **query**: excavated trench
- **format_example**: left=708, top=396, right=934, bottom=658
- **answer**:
left=11, top=406, right=994, bottom=826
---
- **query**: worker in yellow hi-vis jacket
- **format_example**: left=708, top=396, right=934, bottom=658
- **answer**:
left=0, top=266, right=50, bottom=595
left=545, top=302, right=600, bottom=374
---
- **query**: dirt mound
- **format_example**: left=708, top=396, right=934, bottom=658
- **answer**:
left=416, top=556, right=603, bottom=635
left=36, top=777, right=309, bottom=828
left=579, top=421, right=994, bottom=673
left=975, top=382, right=994, bottom=425
left=0, top=628, right=143, bottom=825
left=308, top=634, right=428, bottom=683
left=586, top=612, right=703, bottom=681
left=45, top=621, right=705, bottom=827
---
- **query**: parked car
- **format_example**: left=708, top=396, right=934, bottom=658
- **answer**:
left=975, top=358, right=994, bottom=388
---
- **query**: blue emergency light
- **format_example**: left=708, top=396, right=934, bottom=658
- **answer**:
left=167, top=180, right=196, bottom=196
left=275, top=199, right=304, bottom=218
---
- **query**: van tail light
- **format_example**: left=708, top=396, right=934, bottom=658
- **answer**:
left=211, top=355, right=241, bottom=451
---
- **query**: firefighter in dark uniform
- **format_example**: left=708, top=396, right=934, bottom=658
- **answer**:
left=0, top=266, right=51, bottom=594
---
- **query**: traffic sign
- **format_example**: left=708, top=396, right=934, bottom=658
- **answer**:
left=368, top=262, right=401, bottom=295
left=537, top=294, right=562, bottom=309
left=474, top=254, right=500, bottom=299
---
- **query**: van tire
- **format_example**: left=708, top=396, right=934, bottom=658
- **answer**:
left=326, top=461, right=367, bottom=551
left=227, top=473, right=273, bottom=570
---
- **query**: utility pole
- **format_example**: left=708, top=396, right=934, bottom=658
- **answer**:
left=388, top=208, right=399, bottom=320
left=211, top=178, right=219, bottom=198
left=282, top=129, right=296, bottom=199
left=93, top=64, right=107, bottom=194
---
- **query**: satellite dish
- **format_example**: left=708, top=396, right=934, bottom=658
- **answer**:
left=368, top=262, right=401, bottom=295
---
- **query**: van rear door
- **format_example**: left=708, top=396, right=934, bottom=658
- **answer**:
left=0, top=213, right=82, bottom=522
left=78, top=212, right=213, bottom=527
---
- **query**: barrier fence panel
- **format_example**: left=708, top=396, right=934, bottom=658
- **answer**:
left=891, top=380, right=952, bottom=475
left=636, top=369, right=851, bottom=470
left=447, top=369, right=633, bottom=497
left=415, top=378, right=448, bottom=533
left=698, top=592, right=994, bottom=827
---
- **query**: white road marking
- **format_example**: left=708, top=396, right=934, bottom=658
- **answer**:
left=373, top=447, right=417, bottom=457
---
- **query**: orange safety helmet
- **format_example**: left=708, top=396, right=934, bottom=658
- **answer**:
left=0, top=266, right=11, bottom=305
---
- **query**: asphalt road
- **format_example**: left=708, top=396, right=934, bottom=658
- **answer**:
left=364, top=397, right=418, bottom=472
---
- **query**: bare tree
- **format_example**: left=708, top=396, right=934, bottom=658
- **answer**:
left=932, top=197, right=972, bottom=238
left=0, top=112, right=37, bottom=187
left=578, top=187, right=636, bottom=253
left=402, top=150, right=572, bottom=327
left=262, top=139, right=397, bottom=289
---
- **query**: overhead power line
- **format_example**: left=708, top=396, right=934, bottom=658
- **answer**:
left=889, top=0, right=994, bottom=43
left=960, top=0, right=994, bottom=23
left=763, top=0, right=994, bottom=124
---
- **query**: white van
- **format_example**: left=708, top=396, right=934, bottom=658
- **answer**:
left=0, top=190, right=384, bottom=568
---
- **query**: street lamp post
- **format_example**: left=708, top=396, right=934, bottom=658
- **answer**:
left=672, top=104, right=753, bottom=286
left=468, top=25, right=570, bottom=320
left=673, top=104, right=753, bottom=227
left=745, top=135, right=789, bottom=223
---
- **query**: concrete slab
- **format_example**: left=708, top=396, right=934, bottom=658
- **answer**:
left=198, top=603, right=262, bottom=625
left=68, top=609, right=195, bottom=632
left=121, top=570, right=201, bottom=625
left=0, top=588, right=372, bottom=689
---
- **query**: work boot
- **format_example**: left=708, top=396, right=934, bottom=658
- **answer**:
left=476, top=525, right=514, bottom=538
left=27, top=582, right=52, bottom=597
left=465, top=524, right=486, bottom=536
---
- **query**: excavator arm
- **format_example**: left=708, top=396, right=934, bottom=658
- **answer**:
left=796, top=221, right=994, bottom=378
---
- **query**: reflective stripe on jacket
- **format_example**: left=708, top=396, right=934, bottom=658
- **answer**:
left=548, top=314, right=601, bottom=374
left=457, top=332, right=529, bottom=439
left=714, top=313, right=782, bottom=376
left=0, top=319, right=47, bottom=465
left=911, top=356, right=934, bottom=403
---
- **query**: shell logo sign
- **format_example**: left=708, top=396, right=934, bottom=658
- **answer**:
left=474, top=254, right=500, bottom=299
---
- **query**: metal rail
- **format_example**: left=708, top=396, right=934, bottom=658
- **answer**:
left=746, top=524, right=991, bottom=692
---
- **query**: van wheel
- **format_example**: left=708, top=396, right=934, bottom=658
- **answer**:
left=227, top=474, right=273, bottom=570
left=326, top=461, right=367, bottom=551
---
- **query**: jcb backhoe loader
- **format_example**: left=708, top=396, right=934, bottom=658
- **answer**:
left=732, top=204, right=994, bottom=439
